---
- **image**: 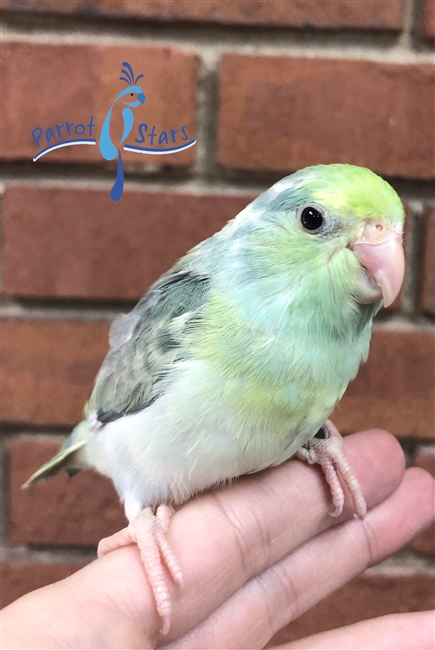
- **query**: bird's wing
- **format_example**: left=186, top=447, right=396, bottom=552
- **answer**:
left=86, top=266, right=210, bottom=423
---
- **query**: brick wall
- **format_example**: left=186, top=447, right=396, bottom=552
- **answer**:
left=1, top=0, right=434, bottom=642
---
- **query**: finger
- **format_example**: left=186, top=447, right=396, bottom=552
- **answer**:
left=170, top=467, right=435, bottom=649
left=277, top=610, right=435, bottom=649
left=160, top=429, right=404, bottom=642
left=84, top=429, right=404, bottom=642
left=1, top=584, right=153, bottom=649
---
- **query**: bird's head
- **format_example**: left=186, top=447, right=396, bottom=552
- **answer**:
left=113, top=85, right=146, bottom=107
left=116, top=61, right=146, bottom=107
left=240, top=164, right=405, bottom=309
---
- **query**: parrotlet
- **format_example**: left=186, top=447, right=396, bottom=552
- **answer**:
left=24, top=164, right=405, bottom=633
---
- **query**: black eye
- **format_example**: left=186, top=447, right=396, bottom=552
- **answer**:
left=300, top=206, right=325, bottom=232
left=130, top=93, right=134, bottom=96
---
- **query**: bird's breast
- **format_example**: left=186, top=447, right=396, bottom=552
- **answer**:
left=190, top=299, right=369, bottom=439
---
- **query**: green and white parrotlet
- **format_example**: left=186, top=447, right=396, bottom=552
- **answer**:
left=24, top=164, right=405, bottom=633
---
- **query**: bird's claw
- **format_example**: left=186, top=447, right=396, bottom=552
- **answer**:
left=98, top=504, right=183, bottom=634
left=297, top=420, right=367, bottom=519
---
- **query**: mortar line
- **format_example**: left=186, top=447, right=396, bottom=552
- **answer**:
left=1, top=544, right=97, bottom=564
left=1, top=299, right=434, bottom=328
left=1, top=15, right=434, bottom=63
left=1, top=165, right=435, bottom=202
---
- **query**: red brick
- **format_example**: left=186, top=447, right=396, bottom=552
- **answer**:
left=409, top=448, right=435, bottom=555
left=1, top=41, right=197, bottom=166
left=1, top=558, right=86, bottom=608
left=423, top=0, right=435, bottom=39
left=420, top=208, right=435, bottom=315
left=1, top=319, right=110, bottom=426
left=332, top=329, right=434, bottom=439
left=218, top=55, right=435, bottom=179
left=0, top=0, right=405, bottom=31
left=2, top=318, right=433, bottom=436
left=1, top=186, right=253, bottom=301
left=9, top=436, right=126, bottom=547
left=271, top=570, right=435, bottom=645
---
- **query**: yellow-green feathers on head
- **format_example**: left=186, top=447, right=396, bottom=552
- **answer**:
left=274, top=163, right=404, bottom=226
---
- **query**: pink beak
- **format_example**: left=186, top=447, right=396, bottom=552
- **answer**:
left=351, top=222, right=405, bottom=307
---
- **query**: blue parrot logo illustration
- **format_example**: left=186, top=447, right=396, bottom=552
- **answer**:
left=99, top=62, right=145, bottom=202
left=31, top=59, right=196, bottom=201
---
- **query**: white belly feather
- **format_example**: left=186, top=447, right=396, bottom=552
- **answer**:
left=89, top=359, right=311, bottom=515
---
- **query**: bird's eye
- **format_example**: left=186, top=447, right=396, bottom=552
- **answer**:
left=300, top=206, right=325, bottom=232
left=130, top=93, right=134, bottom=96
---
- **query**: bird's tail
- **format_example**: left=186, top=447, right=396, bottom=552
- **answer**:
left=110, top=149, right=124, bottom=202
left=22, top=421, right=89, bottom=489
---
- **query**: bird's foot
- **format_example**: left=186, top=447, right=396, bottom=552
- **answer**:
left=97, top=504, right=183, bottom=634
left=296, top=419, right=367, bottom=519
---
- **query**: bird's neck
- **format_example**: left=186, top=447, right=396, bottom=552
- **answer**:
left=222, top=244, right=379, bottom=345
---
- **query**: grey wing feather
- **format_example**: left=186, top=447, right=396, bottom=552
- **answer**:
left=86, top=268, right=210, bottom=423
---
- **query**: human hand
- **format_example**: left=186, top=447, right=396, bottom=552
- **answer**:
left=2, top=429, right=434, bottom=649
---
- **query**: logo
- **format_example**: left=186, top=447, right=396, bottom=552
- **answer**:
left=31, top=61, right=196, bottom=202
